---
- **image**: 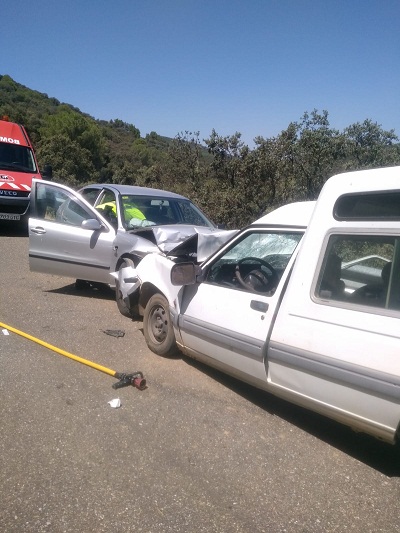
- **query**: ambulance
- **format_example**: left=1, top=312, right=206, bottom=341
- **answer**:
left=0, top=117, right=50, bottom=223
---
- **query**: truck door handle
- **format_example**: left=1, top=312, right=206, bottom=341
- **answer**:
left=250, top=300, right=268, bottom=312
left=30, top=226, right=46, bottom=235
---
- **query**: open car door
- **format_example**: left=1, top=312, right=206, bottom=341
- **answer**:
left=29, top=180, right=115, bottom=284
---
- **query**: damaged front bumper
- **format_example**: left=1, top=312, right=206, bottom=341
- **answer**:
left=111, top=227, right=238, bottom=308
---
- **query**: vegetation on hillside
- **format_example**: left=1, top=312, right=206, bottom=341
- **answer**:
left=1, top=74, right=399, bottom=228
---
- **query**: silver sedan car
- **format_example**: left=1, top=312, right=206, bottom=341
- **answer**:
left=28, top=179, right=217, bottom=317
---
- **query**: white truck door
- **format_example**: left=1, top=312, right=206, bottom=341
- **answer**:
left=178, top=228, right=303, bottom=387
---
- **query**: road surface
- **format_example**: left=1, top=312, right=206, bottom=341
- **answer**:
left=1, top=222, right=399, bottom=532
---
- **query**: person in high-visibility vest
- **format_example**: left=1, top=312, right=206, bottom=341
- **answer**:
left=123, top=203, right=146, bottom=222
left=96, top=200, right=148, bottom=227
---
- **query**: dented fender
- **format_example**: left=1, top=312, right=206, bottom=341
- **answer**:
left=137, top=253, right=182, bottom=306
left=110, top=265, right=140, bottom=300
left=111, top=253, right=181, bottom=310
left=110, top=227, right=237, bottom=308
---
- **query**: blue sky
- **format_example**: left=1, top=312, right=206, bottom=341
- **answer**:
left=2, top=1, right=399, bottom=146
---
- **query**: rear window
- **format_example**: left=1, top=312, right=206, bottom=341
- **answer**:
left=334, top=192, right=400, bottom=220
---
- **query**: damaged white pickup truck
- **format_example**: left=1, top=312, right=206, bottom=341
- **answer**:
left=117, top=166, right=400, bottom=444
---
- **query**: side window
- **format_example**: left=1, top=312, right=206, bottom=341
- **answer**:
left=317, top=235, right=400, bottom=311
left=122, top=196, right=148, bottom=227
left=34, top=183, right=94, bottom=226
left=206, top=231, right=302, bottom=294
left=175, top=201, right=209, bottom=226
left=95, top=190, right=118, bottom=228
left=80, top=188, right=101, bottom=206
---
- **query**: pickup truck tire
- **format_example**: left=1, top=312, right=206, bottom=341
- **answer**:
left=143, top=293, right=177, bottom=357
left=116, top=258, right=140, bottom=319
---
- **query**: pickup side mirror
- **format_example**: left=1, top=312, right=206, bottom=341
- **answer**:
left=170, top=262, right=198, bottom=286
left=81, top=218, right=104, bottom=231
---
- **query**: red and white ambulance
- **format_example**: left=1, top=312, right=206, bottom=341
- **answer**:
left=0, top=117, right=49, bottom=222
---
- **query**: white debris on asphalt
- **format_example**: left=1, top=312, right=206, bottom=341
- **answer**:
left=108, top=398, right=122, bottom=408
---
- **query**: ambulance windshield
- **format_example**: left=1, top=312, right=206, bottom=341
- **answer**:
left=0, top=142, right=37, bottom=173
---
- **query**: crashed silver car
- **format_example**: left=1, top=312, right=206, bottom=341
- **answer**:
left=28, top=179, right=233, bottom=317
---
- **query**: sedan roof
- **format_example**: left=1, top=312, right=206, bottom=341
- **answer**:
left=83, top=183, right=189, bottom=200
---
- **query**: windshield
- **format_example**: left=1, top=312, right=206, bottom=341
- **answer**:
left=206, top=231, right=303, bottom=293
left=121, top=195, right=215, bottom=229
left=0, top=142, right=37, bottom=173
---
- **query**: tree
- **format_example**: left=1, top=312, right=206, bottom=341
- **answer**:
left=204, top=130, right=247, bottom=188
left=38, top=108, right=107, bottom=184
left=108, top=119, right=140, bottom=138
left=289, top=110, right=345, bottom=199
left=253, top=125, right=299, bottom=209
left=37, top=134, right=97, bottom=186
left=344, top=119, right=399, bottom=169
left=166, top=131, right=203, bottom=194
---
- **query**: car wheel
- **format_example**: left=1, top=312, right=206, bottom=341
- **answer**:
left=115, top=258, right=140, bottom=319
left=143, top=293, right=177, bottom=356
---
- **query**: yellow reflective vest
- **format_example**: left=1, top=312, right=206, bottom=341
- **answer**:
left=97, top=201, right=145, bottom=221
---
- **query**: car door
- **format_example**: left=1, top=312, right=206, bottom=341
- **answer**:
left=177, top=228, right=303, bottom=386
left=29, top=180, right=116, bottom=284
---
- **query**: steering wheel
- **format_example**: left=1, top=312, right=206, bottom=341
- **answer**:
left=235, top=257, right=279, bottom=293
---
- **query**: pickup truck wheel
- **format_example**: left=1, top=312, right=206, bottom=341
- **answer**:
left=143, top=294, right=177, bottom=356
left=116, top=258, right=140, bottom=319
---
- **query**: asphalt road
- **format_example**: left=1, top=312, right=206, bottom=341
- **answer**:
left=1, top=222, right=400, bottom=533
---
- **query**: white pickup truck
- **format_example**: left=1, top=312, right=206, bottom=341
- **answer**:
left=119, top=166, right=400, bottom=444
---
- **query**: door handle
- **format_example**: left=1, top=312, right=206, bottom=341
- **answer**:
left=30, top=227, right=46, bottom=235
left=250, top=300, right=268, bottom=312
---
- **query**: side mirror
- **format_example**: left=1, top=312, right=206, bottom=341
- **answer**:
left=42, top=164, right=53, bottom=180
left=81, top=218, right=103, bottom=231
left=170, top=262, right=198, bottom=286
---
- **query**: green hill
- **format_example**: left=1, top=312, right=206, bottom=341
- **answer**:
left=0, top=74, right=181, bottom=184
left=1, top=74, right=399, bottom=228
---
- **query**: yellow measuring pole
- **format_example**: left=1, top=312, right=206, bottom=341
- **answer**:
left=0, top=321, right=117, bottom=377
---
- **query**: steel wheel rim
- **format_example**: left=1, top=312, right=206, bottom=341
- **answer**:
left=149, top=304, right=168, bottom=343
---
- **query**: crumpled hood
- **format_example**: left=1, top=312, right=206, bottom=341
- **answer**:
left=166, top=227, right=238, bottom=262
left=130, top=224, right=237, bottom=261
left=152, top=224, right=209, bottom=252
left=111, top=226, right=238, bottom=301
